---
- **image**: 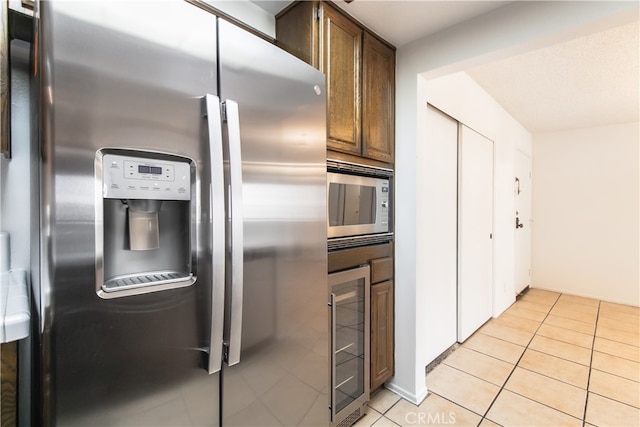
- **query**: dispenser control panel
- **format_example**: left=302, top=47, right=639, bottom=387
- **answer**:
left=102, top=153, right=191, bottom=201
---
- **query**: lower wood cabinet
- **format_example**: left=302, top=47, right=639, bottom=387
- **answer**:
left=1, top=342, right=18, bottom=426
left=370, top=279, right=394, bottom=390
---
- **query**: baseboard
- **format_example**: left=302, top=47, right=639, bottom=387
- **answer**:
left=385, top=381, right=429, bottom=406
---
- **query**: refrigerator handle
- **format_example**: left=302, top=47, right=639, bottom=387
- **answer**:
left=205, top=94, right=226, bottom=375
left=223, top=100, right=244, bottom=367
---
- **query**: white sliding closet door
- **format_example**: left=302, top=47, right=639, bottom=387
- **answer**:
left=457, top=125, right=494, bottom=342
left=423, top=105, right=458, bottom=363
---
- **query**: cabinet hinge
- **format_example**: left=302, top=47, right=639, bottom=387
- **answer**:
left=221, top=103, right=228, bottom=122
left=314, top=6, right=321, bottom=20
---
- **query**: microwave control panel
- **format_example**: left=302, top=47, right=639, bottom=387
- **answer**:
left=102, top=153, right=191, bottom=201
left=380, top=181, right=390, bottom=225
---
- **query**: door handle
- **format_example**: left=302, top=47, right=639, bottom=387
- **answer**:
left=204, top=94, right=226, bottom=374
left=223, top=100, right=244, bottom=367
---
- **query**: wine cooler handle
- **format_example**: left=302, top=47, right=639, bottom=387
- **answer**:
left=330, top=292, right=337, bottom=422
left=223, top=100, right=244, bottom=367
left=205, top=94, right=226, bottom=375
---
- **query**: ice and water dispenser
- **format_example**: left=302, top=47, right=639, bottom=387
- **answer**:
left=96, top=150, right=196, bottom=298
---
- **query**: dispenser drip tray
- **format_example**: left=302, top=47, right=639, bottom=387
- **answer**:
left=103, top=270, right=193, bottom=293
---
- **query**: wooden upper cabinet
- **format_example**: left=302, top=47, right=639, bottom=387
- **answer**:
left=321, top=4, right=361, bottom=156
left=275, top=1, right=319, bottom=68
left=362, top=32, right=395, bottom=164
left=276, top=1, right=395, bottom=166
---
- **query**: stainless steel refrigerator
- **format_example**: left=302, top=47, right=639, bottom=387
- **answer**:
left=33, top=1, right=327, bottom=425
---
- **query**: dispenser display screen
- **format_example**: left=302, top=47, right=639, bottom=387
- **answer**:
left=138, top=165, right=162, bottom=175
left=102, top=153, right=191, bottom=201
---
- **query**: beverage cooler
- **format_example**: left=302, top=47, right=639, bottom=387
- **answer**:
left=328, top=266, right=370, bottom=427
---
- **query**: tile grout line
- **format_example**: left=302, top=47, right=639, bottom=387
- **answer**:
left=522, top=346, right=590, bottom=368
left=514, top=363, right=586, bottom=390
left=366, top=390, right=404, bottom=425
left=428, top=391, right=486, bottom=419
left=477, top=291, right=563, bottom=426
left=438, top=363, right=507, bottom=390
left=591, top=368, right=640, bottom=386
left=587, top=390, right=640, bottom=410
left=542, top=313, right=597, bottom=329
left=581, top=300, right=600, bottom=427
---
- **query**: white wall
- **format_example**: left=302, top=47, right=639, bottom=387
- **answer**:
left=532, top=122, right=640, bottom=306
left=392, top=1, right=639, bottom=404
left=0, top=41, right=33, bottom=272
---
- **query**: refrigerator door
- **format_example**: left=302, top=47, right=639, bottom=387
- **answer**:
left=37, top=2, right=221, bottom=425
left=218, top=19, right=329, bottom=426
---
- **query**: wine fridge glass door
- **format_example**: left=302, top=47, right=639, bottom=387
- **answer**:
left=329, top=265, right=370, bottom=426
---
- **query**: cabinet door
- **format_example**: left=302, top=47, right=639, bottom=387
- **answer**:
left=321, top=4, right=362, bottom=155
left=275, top=1, right=319, bottom=68
left=362, top=32, right=395, bottom=164
left=370, top=280, right=394, bottom=390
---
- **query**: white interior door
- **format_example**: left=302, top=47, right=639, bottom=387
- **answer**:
left=515, top=150, right=532, bottom=294
left=457, top=125, right=494, bottom=342
left=423, top=105, right=458, bottom=362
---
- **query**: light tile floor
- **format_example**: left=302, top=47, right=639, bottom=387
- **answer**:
left=354, top=289, right=640, bottom=426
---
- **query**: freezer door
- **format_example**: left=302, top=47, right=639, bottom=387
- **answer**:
left=36, top=2, right=221, bottom=425
left=218, top=19, right=329, bottom=426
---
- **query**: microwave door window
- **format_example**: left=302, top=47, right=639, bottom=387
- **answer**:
left=329, top=183, right=376, bottom=226
left=358, top=186, right=375, bottom=224
left=328, top=183, right=345, bottom=226
left=343, top=185, right=362, bottom=225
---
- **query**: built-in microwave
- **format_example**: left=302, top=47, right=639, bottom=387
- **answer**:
left=327, top=161, right=391, bottom=240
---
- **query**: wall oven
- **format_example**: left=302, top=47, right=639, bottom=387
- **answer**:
left=327, top=160, right=393, bottom=250
left=329, top=265, right=370, bottom=427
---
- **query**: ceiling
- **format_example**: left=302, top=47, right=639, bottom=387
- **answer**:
left=251, top=1, right=640, bottom=133
left=466, top=21, right=639, bottom=133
